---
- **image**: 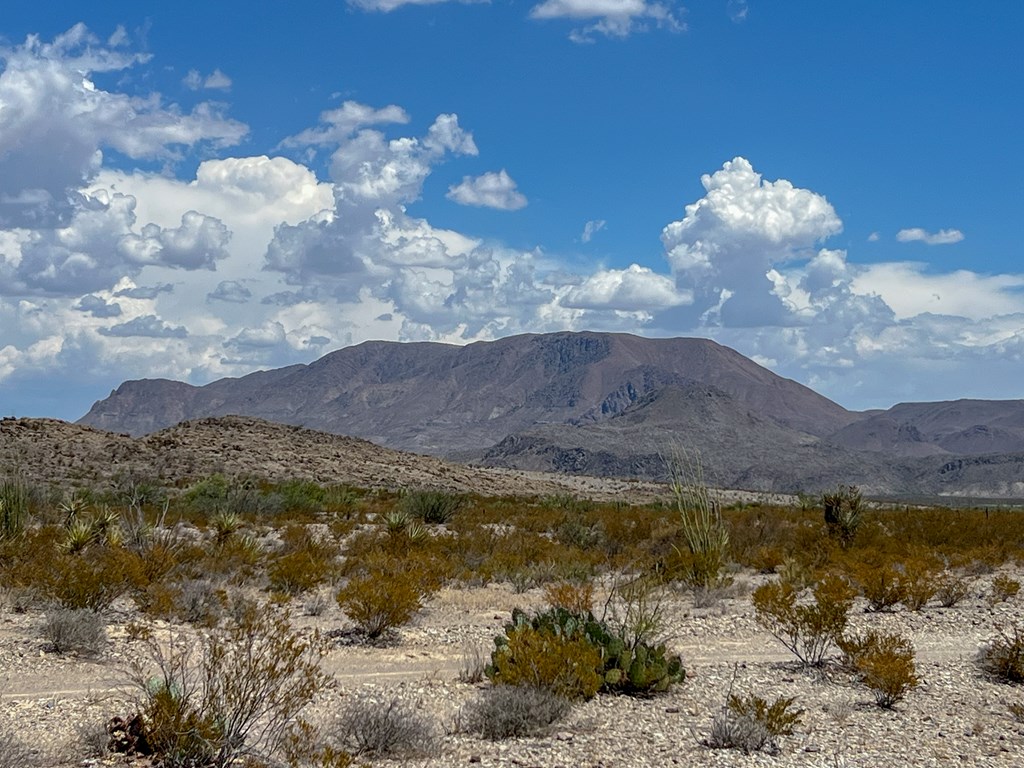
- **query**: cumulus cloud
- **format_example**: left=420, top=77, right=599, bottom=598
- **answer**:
left=183, top=68, right=232, bottom=90
left=563, top=264, right=689, bottom=311
left=98, top=314, right=188, bottom=338
left=896, top=227, right=964, bottom=245
left=581, top=219, right=606, bottom=243
left=530, top=0, right=683, bottom=41
left=207, top=280, right=252, bottom=303
left=75, top=294, right=122, bottom=318
left=660, top=157, right=842, bottom=327
left=447, top=170, right=527, bottom=210
left=0, top=25, right=246, bottom=228
left=114, top=282, right=174, bottom=299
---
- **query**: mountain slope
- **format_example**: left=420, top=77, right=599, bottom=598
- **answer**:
left=79, top=332, right=855, bottom=455
left=826, top=399, right=1024, bottom=457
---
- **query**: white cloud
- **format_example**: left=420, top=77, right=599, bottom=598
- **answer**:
left=348, top=0, right=485, bottom=11
left=727, top=0, right=748, bottom=23
left=896, top=227, right=964, bottom=245
left=562, top=264, right=689, bottom=311
left=184, top=68, right=232, bottom=91
left=98, top=314, right=188, bottom=339
left=0, top=25, right=246, bottom=228
left=530, top=0, right=683, bottom=41
left=867, top=231, right=880, bottom=242
left=581, top=219, right=606, bottom=243
left=447, top=170, right=527, bottom=210
left=660, top=156, right=842, bottom=326
left=207, top=281, right=252, bottom=303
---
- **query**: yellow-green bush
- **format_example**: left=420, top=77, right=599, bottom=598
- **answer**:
left=487, top=623, right=603, bottom=701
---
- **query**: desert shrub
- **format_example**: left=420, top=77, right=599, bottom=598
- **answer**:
left=268, top=525, right=340, bottom=596
left=707, top=693, right=803, bottom=755
left=462, top=684, right=571, bottom=740
left=667, top=449, right=729, bottom=590
left=900, top=556, right=940, bottom=611
left=127, top=601, right=329, bottom=767
left=0, top=727, right=37, bottom=768
left=172, top=579, right=226, bottom=626
left=43, top=546, right=137, bottom=611
left=336, top=549, right=440, bottom=639
left=488, top=606, right=683, bottom=698
left=330, top=695, right=438, bottom=758
left=43, top=608, right=107, bottom=656
left=977, top=623, right=1024, bottom=683
left=822, top=484, right=863, bottom=548
left=989, top=574, right=1021, bottom=605
left=487, top=621, right=603, bottom=701
left=852, top=559, right=907, bottom=612
left=400, top=490, right=464, bottom=524
left=543, top=580, right=594, bottom=615
left=752, top=573, right=855, bottom=667
left=841, top=630, right=919, bottom=708
left=554, top=514, right=605, bottom=550
left=936, top=570, right=972, bottom=607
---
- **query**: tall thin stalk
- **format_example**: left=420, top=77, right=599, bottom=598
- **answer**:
left=665, top=448, right=729, bottom=590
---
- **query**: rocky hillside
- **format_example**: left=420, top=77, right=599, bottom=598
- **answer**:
left=0, top=416, right=667, bottom=501
left=78, top=332, right=855, bottom=455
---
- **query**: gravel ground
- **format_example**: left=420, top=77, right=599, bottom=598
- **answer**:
left=2, top=574, right=1023, bottom=767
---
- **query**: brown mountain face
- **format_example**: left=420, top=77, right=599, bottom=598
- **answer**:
left=79, top=332, right=855, bottom=455
left=826, top=399, right=1024, bottom=457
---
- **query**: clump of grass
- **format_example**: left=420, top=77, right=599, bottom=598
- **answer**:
left=330, top=696, right=438, bottom=758
left=462, top=685, right=571, bottom=740
left=977, top=623, right=1024, bottom=683
left=400, top=490, right=465, bottom=524
left=43, top=608, right=107, bottom=657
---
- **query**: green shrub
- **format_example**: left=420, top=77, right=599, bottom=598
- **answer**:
left=127, top=601, right=328, bottom=767
left=462, top=685, right=572, bottom=740
left=487, top=621, right=604, bottom=701
left=977, top=623, right=1024, bottom=683
left=900, top=557, right=939, bottom=611
left=267, top=525, right=339, bottom=596
left=400, top=490, right=465, bottom=524
left=852, top=559, right=908, bottom=612
left=707, top=693, right=803, bottom=755
left=487, top=607, right=684, bottom=698
left=752, top=573, right=855, bottom=666
left=43, top=608, right=107, bottom=656
left=841, top=630, right=919, bottom=708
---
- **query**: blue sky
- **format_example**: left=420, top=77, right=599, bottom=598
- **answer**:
left=1, top=1, right=1022, bottom=421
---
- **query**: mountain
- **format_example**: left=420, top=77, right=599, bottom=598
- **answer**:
left=826, top=399, right=1024, bottom=457
left=79, top=332, right=855, bottom=455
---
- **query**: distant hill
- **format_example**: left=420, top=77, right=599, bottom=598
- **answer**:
left=0, top=415, right=666, bottom=501
left=75, top=332, right=1024, bottom=500
left=826, top=400, right=1024, bottom=457
left=79, top=332, right=855, bottom=454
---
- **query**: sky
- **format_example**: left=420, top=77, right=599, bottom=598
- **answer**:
left=1, top=1, right=1022, bottom=421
